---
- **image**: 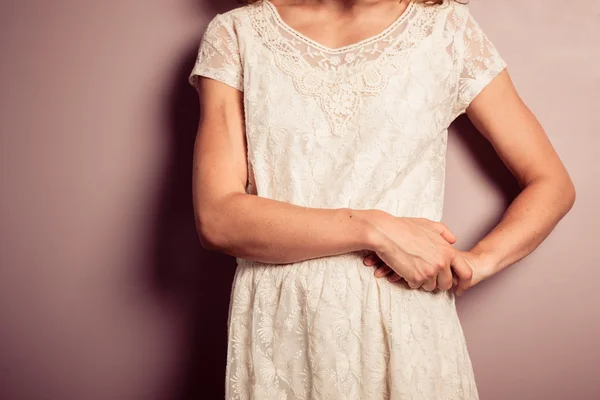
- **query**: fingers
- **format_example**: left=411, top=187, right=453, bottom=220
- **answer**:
left=363, top=253, right=399, bottom=281
left=406, top=277, right=422, bottom=289
left=426, top=220, right=456, bottom=244
left=363, top=253, right=391, bottom=278
left=421, top=276, right=437, bottom=292
left=451, top=253, right=473, bottom=281
left=363, top=246, right=459, bottom=294
left=437, top=224, right=456, bottom=244
left=436, top=265, right=454, bottom=291
left=452, top=253, right=473, bottom=296
left=375, top=265, right=393, bottom=278
left=363, top=252, right=380, bottom=266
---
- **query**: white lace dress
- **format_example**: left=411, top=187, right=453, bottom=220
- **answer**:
left=189, top=1, right=506, bottom=398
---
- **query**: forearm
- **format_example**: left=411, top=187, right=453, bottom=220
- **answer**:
left=196, top=192, right=376, bottom=264
left=469, top=177, right=575, bottom=277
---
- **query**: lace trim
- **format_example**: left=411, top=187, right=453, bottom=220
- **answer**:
left=264, top=0, right=417, bottom=54
left=249, top=2, right=439, bottom=136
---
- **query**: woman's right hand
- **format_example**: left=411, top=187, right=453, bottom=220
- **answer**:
left=363, top=209, right=473, bottom=292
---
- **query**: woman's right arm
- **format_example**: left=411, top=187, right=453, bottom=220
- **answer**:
left=192, top=77, right=470, bottom=291
left=193, top=77, right=376, bottom=264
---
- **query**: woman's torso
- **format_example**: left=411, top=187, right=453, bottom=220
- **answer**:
left=222, top=1, right=472, bottom=223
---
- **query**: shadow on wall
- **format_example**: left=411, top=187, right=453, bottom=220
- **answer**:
left=451, top=114, right=521, bottom=246
left=149, top=1, right=243, bottom=399
left=150, top=0, right=520, bottom=398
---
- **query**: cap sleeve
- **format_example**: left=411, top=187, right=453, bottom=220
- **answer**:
left=188, top=14, right=244, bottom=92
left=453, top=8, right=507, bottom=117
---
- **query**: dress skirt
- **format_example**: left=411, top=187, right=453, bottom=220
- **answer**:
left=224, top=250, right=479, bottom=400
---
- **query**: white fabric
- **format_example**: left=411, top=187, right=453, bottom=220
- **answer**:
left=189, top=1, right=506, bottom=398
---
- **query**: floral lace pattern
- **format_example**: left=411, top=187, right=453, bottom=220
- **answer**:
left=190, top=13, right=244, bottom=91
left=189, top=1, right=507, bottom=398
left=248, top=0, right=432, bottom=135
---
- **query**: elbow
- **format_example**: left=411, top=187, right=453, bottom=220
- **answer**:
left=552, top=175, right=576, bottom=216
left=195, top=211, right=226, bottom=251
left=564, top=180, right=577, bottom=212
left=194, top=192, right=245, bottom=252
left=535, top=172, right=577, bottom=215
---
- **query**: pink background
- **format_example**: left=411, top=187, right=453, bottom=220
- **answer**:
left=1, top=0, right=598, bottom=399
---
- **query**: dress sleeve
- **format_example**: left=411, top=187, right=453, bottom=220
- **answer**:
left=188, top=13, right=244, bottom=92
left=453, top=8, right=507, bottom=117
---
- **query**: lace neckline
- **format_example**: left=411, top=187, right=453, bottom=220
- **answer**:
left=249, top=0, right=438, bottom=136
left=263, top=0, right=417, bottom=54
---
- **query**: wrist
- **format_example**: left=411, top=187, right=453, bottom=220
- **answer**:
left=466, top=247, right=499, bottom=280
left=350, top=208, right=389, bottom=253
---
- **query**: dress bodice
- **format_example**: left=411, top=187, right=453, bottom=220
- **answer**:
left=189, top=0, right=506, bottom=221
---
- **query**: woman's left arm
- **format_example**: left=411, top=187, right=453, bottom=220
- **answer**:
left=455, top=68, right=576, bottom=295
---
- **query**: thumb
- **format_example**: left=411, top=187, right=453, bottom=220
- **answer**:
left=452, top=253, right=473, bottom=296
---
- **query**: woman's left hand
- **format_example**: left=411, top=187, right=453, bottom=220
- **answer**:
left=363, top=250, right=491, bottom=296
left=452, top=251, right=490, bottom=296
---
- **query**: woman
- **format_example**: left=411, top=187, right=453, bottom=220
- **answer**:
left=188, top=0, right=575, bottom=398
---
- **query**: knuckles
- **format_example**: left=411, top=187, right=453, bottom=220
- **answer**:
left=434, top=260, right=447, bottom=271
left=408, top=271, right=424, bottom=284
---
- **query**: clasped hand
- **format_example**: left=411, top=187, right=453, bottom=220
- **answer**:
left=362, top=212, right=486, bottom=296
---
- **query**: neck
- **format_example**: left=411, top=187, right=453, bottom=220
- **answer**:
left=272, top=0, right=406, bottom=10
